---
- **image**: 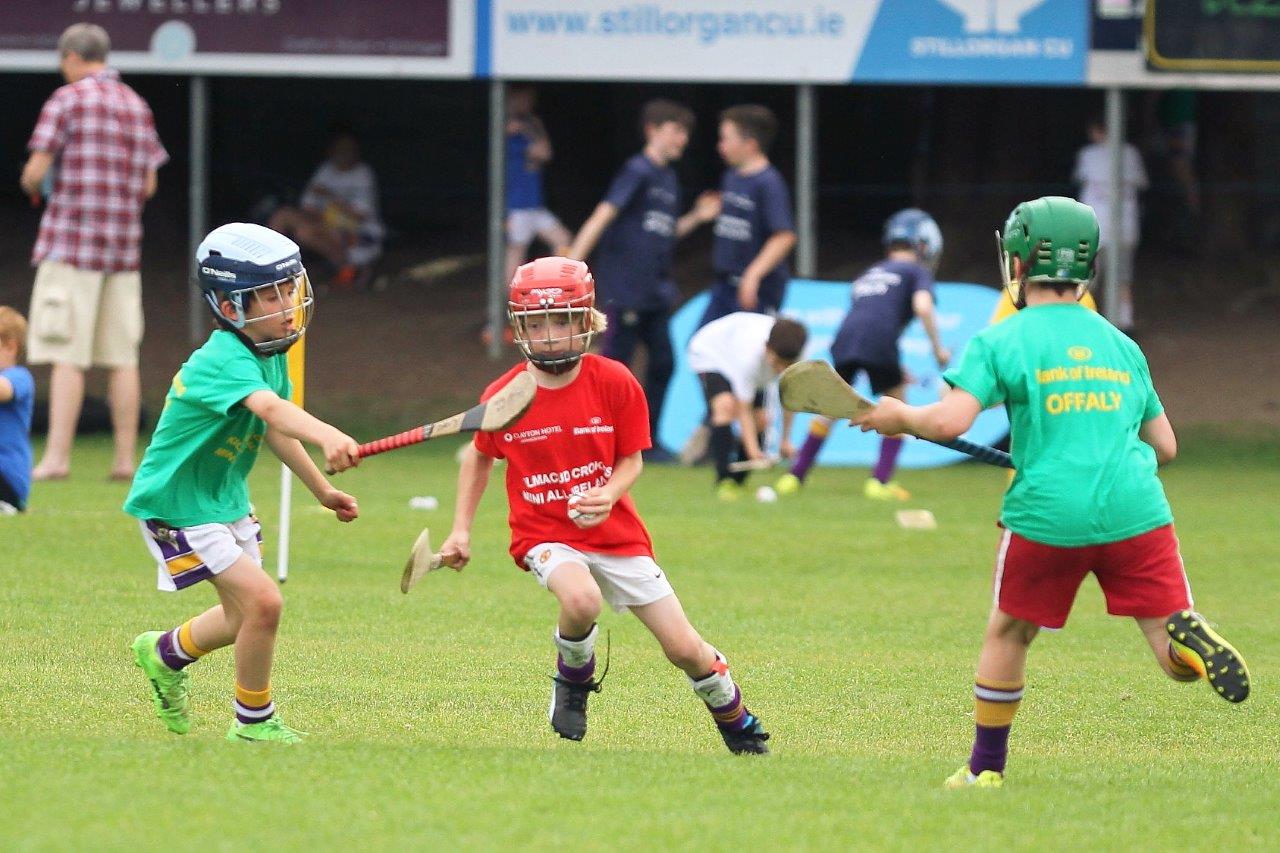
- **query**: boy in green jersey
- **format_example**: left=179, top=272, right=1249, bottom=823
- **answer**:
left=124, top=223, right=361, bottom=744
left=855, top=197, right=1249, bottom=788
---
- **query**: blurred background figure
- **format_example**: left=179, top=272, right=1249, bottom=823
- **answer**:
left=1073, top=115, right=1148, bottom=336
left=504, top=83, right=571, bottom=283
left=269, top=125, right=384, bottom=289
left=19, top=22, right=167, bottom=482
left=567, top=99, right=718, bottom=462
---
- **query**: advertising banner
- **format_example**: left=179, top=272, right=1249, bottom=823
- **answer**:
left=0, top=0, right=473, bottom=78
left=486, top=0, right=1086, bottom=84
left=657, top=280, right=1010, bottom=470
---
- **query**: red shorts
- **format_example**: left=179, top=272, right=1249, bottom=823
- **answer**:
left=992, top=524, right=1193, bottom=629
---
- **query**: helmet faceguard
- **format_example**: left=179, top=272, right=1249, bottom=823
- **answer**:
left=197, top=223, right=314, bottom=356
left=883, top=208, right=944, bottom=272
left=997, top=197, right=1099, bottom=309
left=508, top=257, right=599, bottom=375
left=205, top=272, right=314, bottom=356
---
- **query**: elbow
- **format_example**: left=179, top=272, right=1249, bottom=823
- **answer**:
left=1158, top=442, right=1177, bottom=466
left=933, top=421, right=967, bottom=443
left=930, top=412, right=972, bottom=443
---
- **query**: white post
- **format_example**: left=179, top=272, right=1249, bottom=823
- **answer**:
left=796, top=83, right=817, bottom=278
left=188, top=75, right=208, bottom=345
left=487, top=79, right=507, bottom=359
left=1104, top=87, right=1124, bottom=321
left=276, top=464, right=292, bottom=582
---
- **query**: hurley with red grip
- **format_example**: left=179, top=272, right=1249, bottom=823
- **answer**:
left=327, top=371, right=537, bottom=473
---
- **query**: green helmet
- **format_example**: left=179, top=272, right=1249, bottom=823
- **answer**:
left=998, top=196, right=1099, bottom=287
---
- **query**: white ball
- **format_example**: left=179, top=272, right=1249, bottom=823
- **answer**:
left=567, top=494, right=598, bottom=521
left=408, top=495, right=439, bottom=511
left=755, top=486, right=778, bottom=504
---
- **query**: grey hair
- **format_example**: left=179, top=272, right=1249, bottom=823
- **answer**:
left=58, top=23, right=110, bottom=62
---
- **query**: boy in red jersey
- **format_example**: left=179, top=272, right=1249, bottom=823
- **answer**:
left=440, top=257, right=769, bottom=754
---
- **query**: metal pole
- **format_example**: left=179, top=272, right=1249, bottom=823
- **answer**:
left=487, top=79, right=507, bottom=359
left=188, top=75, right=208, bottom=345
left=795, top=84, right=816, bottom=278
left=1104, top=87, right=1124, bottom=323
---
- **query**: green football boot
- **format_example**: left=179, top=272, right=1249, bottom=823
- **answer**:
left=1167, top=610, right=1250, bottom=703
left=226, top=716, right=307, bottom=744
left=944, top=765, right=1004, bottom=789
left=131, top=631, right=191, bottom=735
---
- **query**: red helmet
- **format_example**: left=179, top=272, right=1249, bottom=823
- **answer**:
left=508, top=257, right=598, bottom=374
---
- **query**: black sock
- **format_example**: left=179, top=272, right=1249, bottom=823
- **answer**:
left=710, top=425, right=735, bottom=482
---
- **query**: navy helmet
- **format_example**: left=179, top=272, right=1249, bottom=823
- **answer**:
left=882, top=208, right=943, bottom=271
left=196, top=222, right=312, bottom=355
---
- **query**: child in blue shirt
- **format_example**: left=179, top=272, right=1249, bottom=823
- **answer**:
left=0, top=307, right=35, bottom=514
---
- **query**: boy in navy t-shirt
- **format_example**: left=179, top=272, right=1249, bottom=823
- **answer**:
left=776, top=209, right=951, bottom=501
left=0, top=307, right=35, bottom=514
left=567, top=100, right=719, bottom=460
left=698, top=104, right=797, bottom=328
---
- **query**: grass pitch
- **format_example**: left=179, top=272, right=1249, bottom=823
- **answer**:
left=1, top=430, right=1277, bottom=849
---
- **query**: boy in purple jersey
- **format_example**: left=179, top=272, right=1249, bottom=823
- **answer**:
left=567, top=100, right=719, bottom=461
left=776, top=209, right=950, bottom=501
left=697, top=104, right=797, bottom=329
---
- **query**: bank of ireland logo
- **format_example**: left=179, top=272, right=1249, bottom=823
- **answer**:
left=1068, top=346, right=1092, bottom=361
left=937, top=0, right=1049, bottom=34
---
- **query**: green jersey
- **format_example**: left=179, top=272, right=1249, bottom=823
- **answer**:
left=125, top=330, right=291, bottom=527
left=943, top=303, right=1171, bottom=546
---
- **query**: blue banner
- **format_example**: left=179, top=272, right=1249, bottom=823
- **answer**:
left=657, top=280, right=1010, bottom=470
left=853, top=0, right=1087, bottom=84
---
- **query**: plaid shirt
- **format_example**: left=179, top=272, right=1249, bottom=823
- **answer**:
left=28, top=68, right=168, bottom=273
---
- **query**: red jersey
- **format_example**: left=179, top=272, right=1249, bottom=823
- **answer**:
left=474, top=356, right=654, bottom=567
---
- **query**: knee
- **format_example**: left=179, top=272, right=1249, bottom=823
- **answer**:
left=559, top=586, right=603, bottom=625
left=989, top=617, right=1039, bottom=647
left=663, top=635, right=708, bottom=672
left=709, top=394, right=735, bottom=425
left=244, top=586, right=284, bottom=631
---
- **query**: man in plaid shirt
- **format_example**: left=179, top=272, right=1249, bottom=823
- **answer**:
left=20, top=23, right=167, bottom=483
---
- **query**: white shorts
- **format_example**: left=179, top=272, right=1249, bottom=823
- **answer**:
left=28, top=260, right=143, bottom=369
left=522, top=542, right=675, bottom=613
left=506, top=208, right=567, bottom=248
left=139, top=515, right=262, bottom=592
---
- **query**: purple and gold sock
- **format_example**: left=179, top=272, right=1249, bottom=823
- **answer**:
left=872, top=436, right=904, bottom=484
left=557, top=654, right=597, bottom=683
left=969, top=678, right=1024, bottom=774
left=554, top=624, right=598, bottom=683
left=690, top=651, right=749, bottom=730
left=156, top=619, right=208, bottom=671
left=789, top=421, right=831, bottom=482
left=234, top=683, right=275, bottom=725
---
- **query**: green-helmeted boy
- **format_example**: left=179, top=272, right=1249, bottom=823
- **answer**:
left=855, top=196, right=1250, bottom=789
left=124, top=222, right=361, bottom=744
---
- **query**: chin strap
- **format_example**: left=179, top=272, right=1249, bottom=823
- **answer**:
left=530, top=354, right=581, bottom=375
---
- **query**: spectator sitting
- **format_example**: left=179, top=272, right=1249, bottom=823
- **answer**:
left=269, top=126, right=384, bottom=289
left=0, top=307, right=35, bottom=514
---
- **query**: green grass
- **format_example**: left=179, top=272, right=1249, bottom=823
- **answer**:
left=2, top=431, right=1278, bottom=849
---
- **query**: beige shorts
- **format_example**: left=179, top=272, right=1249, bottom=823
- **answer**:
left=522, top=542, right=675, bottom=613
left=27, top=260, right=143, bottom=369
